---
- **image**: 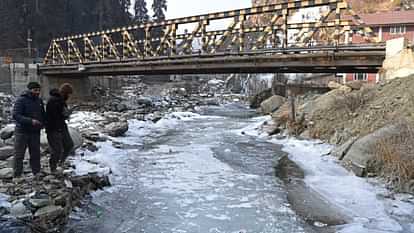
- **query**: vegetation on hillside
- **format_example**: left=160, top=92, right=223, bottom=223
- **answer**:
left=0, top=0, right=167, bottom=57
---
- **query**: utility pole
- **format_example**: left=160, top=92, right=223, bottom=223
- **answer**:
left=27, top=29, right=32, bottom=58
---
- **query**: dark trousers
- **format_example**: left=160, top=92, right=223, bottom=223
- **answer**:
left=14, top=132, right=41, bottom=177
left=47, top=128, right=74, bottom=172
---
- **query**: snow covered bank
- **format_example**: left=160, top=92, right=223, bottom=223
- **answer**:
left=240, top=117, right=414, bottom=233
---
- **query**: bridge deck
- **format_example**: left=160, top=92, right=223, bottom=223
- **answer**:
left=39, top=45, right=385, bottom=76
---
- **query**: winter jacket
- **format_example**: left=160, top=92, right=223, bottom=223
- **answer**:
left=46, top=89, right=71, bottom=133
left=12, top=91, right=46, bottom=133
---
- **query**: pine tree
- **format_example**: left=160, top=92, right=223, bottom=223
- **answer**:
left=134, top=0, right=149, bottom=23
left=152, top=0, right=167, bottom=22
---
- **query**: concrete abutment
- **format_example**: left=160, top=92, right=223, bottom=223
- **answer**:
left=40, top=75, right=92, bottom=99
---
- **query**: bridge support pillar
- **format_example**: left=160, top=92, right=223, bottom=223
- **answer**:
left=40, top=75, right=92, bottom=100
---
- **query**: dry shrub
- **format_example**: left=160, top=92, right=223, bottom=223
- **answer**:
left=335, top=87, right=375, bottom=112
left=371, top=121, right=414, bottom=192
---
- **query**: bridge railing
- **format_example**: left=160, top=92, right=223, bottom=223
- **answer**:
left=43, top=0, right=378, bottom=66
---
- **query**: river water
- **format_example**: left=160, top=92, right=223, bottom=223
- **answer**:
left=67, top=104, right=318, bottom=233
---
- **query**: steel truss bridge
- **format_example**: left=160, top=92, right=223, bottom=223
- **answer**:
left=39, top=0, right=386, bottom=76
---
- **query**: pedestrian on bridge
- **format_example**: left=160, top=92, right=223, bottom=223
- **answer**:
left=12, top=82, right=46, bottom=179
left=46, top=83, right=74, bottom=174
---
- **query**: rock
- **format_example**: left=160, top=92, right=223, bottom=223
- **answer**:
left=0, top=168, right=13, bottom=179
left=249, top=88, right=273, bottom=109
left=115, top=103, right=128, bottom=112
left=136, top=97, right=153, bottom=107
left=343, top=124, right=400, bottom=177
left=10, top=201, right=31, bottom=218
left=331, top=137, right=358, bottom=160
left=0, top=146, right=14, bottom=161
left=328, top=81, right=343, bottom=90
left=260, top=95, right=286, bottom=114
left=104, top=122, right=129, bottom=137
left=338, top=85, right=352, bottom=93
left=29, top=198, right=51, bottom=209
left=34, top=205, right=64, bottom=219
left=0, top=125, right=14, bottom=140
left=68, top=127, right=83, bottom=150
left=345, top=81, right=364, bottom=91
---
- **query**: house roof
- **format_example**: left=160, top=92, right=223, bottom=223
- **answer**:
left=358, top=10, right=414, bottom=26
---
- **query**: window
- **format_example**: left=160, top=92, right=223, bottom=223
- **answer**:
left=390, top=26, right=406, bottom=34
left=354, top=73, right=368, bottom=81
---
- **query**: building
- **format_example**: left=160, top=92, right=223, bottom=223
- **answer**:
left=343, top=10, right=414, bottom=83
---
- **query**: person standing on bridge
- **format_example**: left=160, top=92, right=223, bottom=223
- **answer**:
left=12, top=82, right=46, bottom=179
left=46, top=83, right=74, bottom=174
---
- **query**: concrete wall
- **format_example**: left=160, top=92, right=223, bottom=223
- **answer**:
left=9, top=63, right=40, bottom=95
left=0, top=65, right=11, bottom=94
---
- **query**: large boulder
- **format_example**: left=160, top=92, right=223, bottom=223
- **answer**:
left=328, top=81, right=343, bottom=90
left=342, top=125, right=400, bottom=177
left=104, top=121, right=129, bottom=137
left=331, top=137, right=358, bottom=160
left=68, top=127, right=83, bottom=150
left=345, top=81, right=364, bottom=91
left=249, top=88, right=273, bottom=109
left=135, top=97, right=153, bottom=107
left=260, top=95, right=286, bottom=114
left=40, top=127, right=83, bottom=150
left=34, top=205, right=64, bottom=219
left=0, top=168, right=13, bottom=179
left=0, top=146, right=14, bottom=161
left=0, top=125, right=14, bottom=141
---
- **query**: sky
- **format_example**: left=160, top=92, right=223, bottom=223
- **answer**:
left=133, top=0, right=252, bottom=19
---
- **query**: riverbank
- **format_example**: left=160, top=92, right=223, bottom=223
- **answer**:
left=263, top=75, right=414, bottom=194
left=241, top=115, right=414, bottom=232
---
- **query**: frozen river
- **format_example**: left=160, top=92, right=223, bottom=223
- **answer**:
left=67, top=104, right=316, bottom=233
left=67, top=104, right=414, bottom=233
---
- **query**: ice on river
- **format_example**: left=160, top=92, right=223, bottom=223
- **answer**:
left=69, top=111, right=414, bottom=233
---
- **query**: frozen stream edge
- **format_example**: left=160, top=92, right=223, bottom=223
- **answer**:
left=241, top=116, right=414, bottom=233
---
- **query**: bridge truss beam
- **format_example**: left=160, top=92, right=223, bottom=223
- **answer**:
left=42, top=0, right=379, bottom=68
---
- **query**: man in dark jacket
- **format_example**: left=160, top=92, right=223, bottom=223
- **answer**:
left=12, top=82, right=46, bottom=178
left=46, top=83, right=74, bottom=173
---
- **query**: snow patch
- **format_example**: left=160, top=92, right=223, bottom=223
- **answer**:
left=68, top=111, right=105, bottom=131
left=270, top=137, right=404, bottom=233
left=72, top=142, right=128, bottom=176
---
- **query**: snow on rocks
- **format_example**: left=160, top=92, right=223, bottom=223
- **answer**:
left=104, top=121, right=129, bottom=137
